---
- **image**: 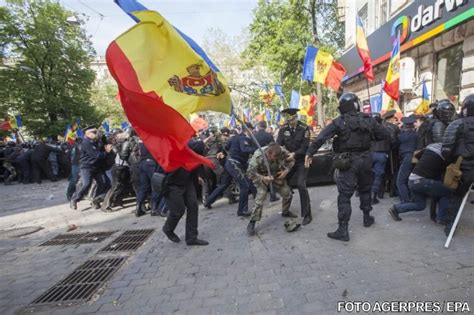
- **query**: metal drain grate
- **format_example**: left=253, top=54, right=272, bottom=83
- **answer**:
left=75, top=232, right=117, bottom=244
left=100, top=229, right=155, bottom=252
left=30, top=257, right=127, bottom=306
left=40, top=231, right=116, bottom=246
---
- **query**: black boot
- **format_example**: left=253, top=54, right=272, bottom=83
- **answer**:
left=363, top=212, right=374, bottom=227
left=247, top=221, right=256, bottom=236
left=135, top=203, right=146, bottom=217
left=371, top=193, right=379, bottom=205
left=302, top=215, right=312, bottom=226
left=327, top=223, right=349, bottom=242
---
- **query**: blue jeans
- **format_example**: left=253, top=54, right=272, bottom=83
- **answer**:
left=371, top=152, right=387, bottom=193
left=395, top=178, right=454, bottom=215
left=396, top=153, right=414, bottom=203
left=206, top=159, right=256, bottom=213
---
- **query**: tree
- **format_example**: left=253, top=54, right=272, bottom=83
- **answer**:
left=242, top=0, right=344, bottom=125
left=203, top=28, right=282, bottom=121
left=91, top=83, right=127, bottom=128
left=0, top=0, right=102, bottom=138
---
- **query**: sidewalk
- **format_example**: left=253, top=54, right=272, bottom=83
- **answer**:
left=0, top=180, right=472, bottom=314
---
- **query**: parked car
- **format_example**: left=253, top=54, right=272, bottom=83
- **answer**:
left=289, top=140, right=336, bottom=187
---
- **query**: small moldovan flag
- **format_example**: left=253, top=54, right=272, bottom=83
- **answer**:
left=302, top=46, right=346, bottom=91
left=356, top=15, right=374, bottom=82
left=414, top=80, right=430, bottom=115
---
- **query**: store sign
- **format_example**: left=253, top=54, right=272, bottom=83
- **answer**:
left=339, top=0, right=473, bottom=81
left=391, top=0, right=468, bottom=44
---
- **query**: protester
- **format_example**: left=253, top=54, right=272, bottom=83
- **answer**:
left=389, top=143, right=455, bottom=226
left=246, top=143, right=296, bottom=236
left=396, top=115, right=418, bottom=203
left=162, top=138, right=209, bottom=246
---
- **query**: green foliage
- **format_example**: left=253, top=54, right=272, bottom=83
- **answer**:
left=91, top=83, right=127, bottom=128
left=203, top=28, right=280, bottom=117
left=242, top=0, right=345, bottom=122
left=0, top=0, right=101, bottom=138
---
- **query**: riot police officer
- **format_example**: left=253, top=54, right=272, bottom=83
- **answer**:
left=426, top=100, right=456, bottom=144
left=305, top=93, right=389, bottom=241
left=277, top=108, right=312, bottom=224
left=70, top=126, right=113, bottom=210
left=442, top=94, right=474, bottom=234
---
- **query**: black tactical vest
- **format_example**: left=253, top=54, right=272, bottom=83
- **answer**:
left=333, top=113, right=372, bottom=153
left=455, top=116, right=474, bottom=159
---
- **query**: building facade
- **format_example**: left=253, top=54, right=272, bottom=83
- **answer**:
left=338, top=0, right=474, bottom=114
left=90, top=56, right=113, bottom=84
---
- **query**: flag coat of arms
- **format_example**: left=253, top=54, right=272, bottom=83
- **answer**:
left=108, top=1, right=231, bottom=172
left=383, top=34, right=401, bottom=101
left=302, top=46, right=346, bottom=91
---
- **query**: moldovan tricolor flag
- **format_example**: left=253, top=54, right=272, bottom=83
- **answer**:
left=108, top=1, right=231, bottom=172
left=383, top=33, right=401, bottom=101
left=302, top=46, right=346, bottom=92
left=415, top=80, right=431, bottom=115
left=356, top=16, right=374, bottom=82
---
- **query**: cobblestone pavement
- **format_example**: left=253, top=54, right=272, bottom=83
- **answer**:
left=0, top=180, right=473, bottom=315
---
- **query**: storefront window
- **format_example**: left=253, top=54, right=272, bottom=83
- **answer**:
left=358, top=4, right=368, bottom=31
left=434, top=43, right=463, bottom=104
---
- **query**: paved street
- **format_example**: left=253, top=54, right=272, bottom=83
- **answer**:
left=0, top=180, right=473, bottom=315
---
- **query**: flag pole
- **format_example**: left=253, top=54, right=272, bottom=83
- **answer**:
left=365, top=78, right=371, bottom=109
left=231, top=103, right=275, bottom=196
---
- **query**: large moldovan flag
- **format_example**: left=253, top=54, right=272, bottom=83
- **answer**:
left=108, top=0, right=231, bottom=172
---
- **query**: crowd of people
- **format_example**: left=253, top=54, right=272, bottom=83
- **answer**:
left=0, top=139, right=71, bottom=185
left=1, top=93, right=473, bottom=245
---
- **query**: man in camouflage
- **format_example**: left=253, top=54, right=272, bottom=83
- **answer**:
left=246, top=143, right=297, bottom=236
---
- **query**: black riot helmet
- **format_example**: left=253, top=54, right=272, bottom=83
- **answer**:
left=371, top=112, right=382, bottom=124
left=338, top=92, right=360, bottom=114
left=461, top=94, right=474, bottom=117
left=436, top=99, right=456, bottom=123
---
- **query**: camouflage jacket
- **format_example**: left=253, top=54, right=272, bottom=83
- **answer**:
left=247, top=146, right=295, bottom=185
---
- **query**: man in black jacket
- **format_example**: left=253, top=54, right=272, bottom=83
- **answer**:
left=162, top=138, right=209, bottom=246
left=31, top=140, right=58, bottom=184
